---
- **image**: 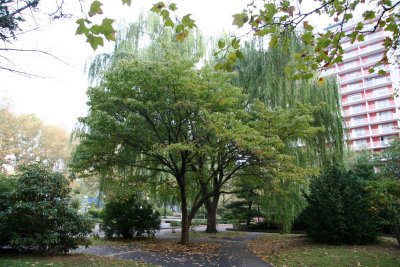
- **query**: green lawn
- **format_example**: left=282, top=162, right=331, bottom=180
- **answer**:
left=248, top=234, right=400, bottom=267
left=0, top=254, right=152, bottom=267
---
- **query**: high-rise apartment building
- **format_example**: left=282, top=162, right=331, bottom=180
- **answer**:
left=322, top=20, right=400, bottom=151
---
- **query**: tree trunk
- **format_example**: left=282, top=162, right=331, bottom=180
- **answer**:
left=246, top=201, right=253, bottom=226
left=180, top=188, right=190, bottom=244
left=205, top=195, right=220, bottom=233
left=205, top=205, right=218, bottom=233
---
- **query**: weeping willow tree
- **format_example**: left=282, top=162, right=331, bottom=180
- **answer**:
left=234, top=36, right=345, bottom=232
left=87, top=12, right=205, bottom=86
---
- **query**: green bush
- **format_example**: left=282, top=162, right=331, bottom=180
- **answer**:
left=170, top=220, right=181, bottom=227
left=102, top=194, right=161, bottom=238
left=0, top=164, right=92, bottom=253
left=0, top=174, right=16, bottom=246
left=302, top=164, right=378, bottom=245
left=88, top=207, right=103, bottom=222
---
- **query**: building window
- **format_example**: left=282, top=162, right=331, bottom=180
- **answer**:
left=380, top=123, right=393, bottom=133
left=377, top=99, right=391, bottom=108
left=353, top=139, right=368, bottom=149
left=379, top=111, right=392, bottom=120
left=352, top=115, right=365, bottom=125
left=374, top=87, right=388, bottom=96
left=381, top=136, right=392, bottom=146
left=351, top=104, right=364, bottom=113
left=348, top=93, right=362, bottom=102
left=354, top=128, right=367, bottom=137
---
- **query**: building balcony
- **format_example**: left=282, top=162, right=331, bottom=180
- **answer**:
left=363, top=76, right=392, bottom=90
left=349, top=130, right=370, bottom=139
left=341, top=83, right=364, bottom=94
left=340, top=73, right=363, bottom=84
left=359, top=43, right=385, bottom=57
left=342, top=88, right=392, bottom=107
left=342, top=50, right=360, bottom=62
left=351, top=143, right=371, bottom=151
left=346, top=119, right=369, bottom=128
left=371, top=127, right=399, bottom=136
left=372, top=140, right=393, bottom=149
left=342, top=41, right=358, bottom=51
left=343, top=106, right=368, bottom=117
left=371, top=112, right=397, bottom=121
left=369, top=101, right=396, bottom=112
left=342, top=97, right=365, bottom=106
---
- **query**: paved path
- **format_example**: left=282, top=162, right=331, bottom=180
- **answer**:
left=76, top=228, right=272, bottom=267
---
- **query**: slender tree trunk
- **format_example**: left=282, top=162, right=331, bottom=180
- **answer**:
left=180, top=186, right=190, bottom=244
left=246, top=201, right=253, bottom=226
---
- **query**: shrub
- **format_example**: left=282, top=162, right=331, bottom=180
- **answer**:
left=88, top=206, right=103, bottom=222
left=0, top=174, right=16, bottom=246
left=0, top=164, right=92, bottom=253
left=302, top=164, right=378, bottom=245
left=102, top=194, right=161, bottom=238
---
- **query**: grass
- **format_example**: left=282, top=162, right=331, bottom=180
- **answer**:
left=0, top=254, right=152, bottom=267
left=248, top=234, right=400, bottom=267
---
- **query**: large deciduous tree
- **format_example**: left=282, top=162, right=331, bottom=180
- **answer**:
left=71, top=58, right=319, bottom=243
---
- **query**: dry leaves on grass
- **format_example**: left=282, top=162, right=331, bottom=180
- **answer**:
left=137, top=239, right=220, bottom=256
left=247, top=234, right=312, bottom=263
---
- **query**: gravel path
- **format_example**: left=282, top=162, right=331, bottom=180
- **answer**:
left=76, top=228, right=272, bottom=267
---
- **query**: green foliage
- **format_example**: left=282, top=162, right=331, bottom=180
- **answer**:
left=232, top=36, right=344, bottom=233
left=376, top=138, right=400, bottom=179
left=0, top=173, right=15, bottom=245
left=236, top=38, right=344, bottom=166
left=368, top=139, right=400, bottom=245
left=102, top=193, right=161, bottom=238
left=368, top=179, right=400, bottom=245
left=86, top=12, right=205, bottom=86
left=220, top=200, right=262, bottom=224
left=303, top=163, right=378, bottom=245
left=0, top=164, right=92, bottom=253
left=73, top=56, right=322, bottom=243
left=88, top=206, right=103, bottom=222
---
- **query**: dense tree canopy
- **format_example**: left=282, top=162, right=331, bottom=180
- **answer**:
left=72, top=58, right=320, bottom=243
left=81, top=0, right=400, bottom=78
left=0, top=106, right=71, bottom=173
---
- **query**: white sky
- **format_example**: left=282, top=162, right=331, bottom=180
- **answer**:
left=0, top=0, right=331, bottom=131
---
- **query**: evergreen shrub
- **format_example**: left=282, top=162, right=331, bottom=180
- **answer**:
left=303, top=164, right=378, bottom=244
left=0, top=164, right=92, bottom=253
left=102, top=194, right=160, bottom=238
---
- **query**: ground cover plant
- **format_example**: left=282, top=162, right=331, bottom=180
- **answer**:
left=248, top=234, right=400, bottom=267
left=0, top=254, right=153, bottom=267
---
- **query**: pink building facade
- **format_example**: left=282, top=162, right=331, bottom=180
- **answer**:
left=322, top=21, right=400, bottom=152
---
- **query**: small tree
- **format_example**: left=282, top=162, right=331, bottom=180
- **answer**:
left=0, top=164, right=91, bottom=253
left=102, top=193, right=161, bottom=238
left=303, top=164, right=378, bottom=245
